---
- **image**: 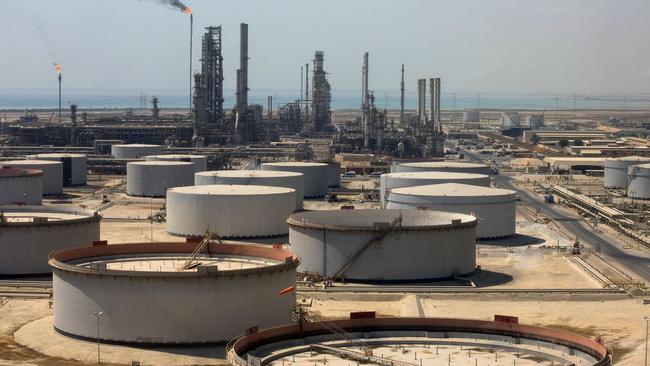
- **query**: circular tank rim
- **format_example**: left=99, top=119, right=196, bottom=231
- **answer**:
left=398, top=162, right=488, bottom=169
left=0, top=205, right=100, bottom=227
left=27, top=153, right=87, bottom=158
left=113, top=144, right=162, bottom=148
left=287, top=209, right=477, bottom=232
left=229, top=317, right=609, bottom=365
left=263, top=162, right=328, bottom=167
left=144, top=154, right=207, bottom=159
left=168, top=184, right=296, bottom=196
left=1, top=159, right=63, bottom=166
left=127, top=161, right=194, bottom=167
left=382, top=171, right=490, bottom=180
left=196, top=170, right=303, bottom=178
left=0, top=168, right=43, bottom=178
left=49, top=242, right=299, bottom=278
left=389, top=183, right=517, bottom=199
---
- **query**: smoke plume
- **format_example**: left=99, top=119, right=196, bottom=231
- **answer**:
left=150, top=0, right=191, bottom=12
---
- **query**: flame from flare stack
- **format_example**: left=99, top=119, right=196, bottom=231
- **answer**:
left=183, top=6, right=192, bottom=14
left=53, top=63, right=61, bottom=74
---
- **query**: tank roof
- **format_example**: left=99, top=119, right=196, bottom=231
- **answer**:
left=29, top=153, right=86, bottom=158
left=145, top=154, right=206, bottom=159
left=0, top=167, right=42, bottom=178
left=0, top=205, right=99, bottom=226
left=263, top=162, right=327, bottom=167
left=2, top=159, right=62, bottom=165
left=631, top=163, right=650, bottom=169
left=169, top=184, right=295, bottom=196
left=288, top=209, right=476, bottom=231
left=117, top=144, right=161, bottom=147
left=49, top=242, right=299, bottom=277
left=399, top=161, right=487, bottom=169
left=391, top=183, right=516, bottom=197
left=384, top=171, right=489, bottom=179
left=128, top=161, right=193, bottom=166
left=197, top=170, right=302, bottom=178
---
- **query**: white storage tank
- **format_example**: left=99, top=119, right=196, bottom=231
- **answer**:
left=50, top=242, right=298, bottom=343
left=0, top=206, right=100, bottom=275
left=628, top=163, right=650, bottom=199
left=145, top=154, right=208, bottom=173
left=0, top=167, right=42, bottom=205
left=463, top=109, right=480, bottom=123
left=195, top=170, right=304, bottom=210
left=167, top=185, right=296, bottom=237
left=323, top=161, right=342, bottom=188
left=604, top=156, right=650, bottom=189
left=395, top=161, right=491, bottom=175
left=379, top=171, right=490, bottom=208
left=262, top=162, right=329, bottom=197
left=2, top=160, right=63, bottom=195
left=288, top=209, right=477, bottom=281
left=127, top=161, right=194, bottom=197
left=386, top=183, right=516, bottom=239
left=111, top=144, right=162, bottom=159
left=27, top=153, right=87, bottom=186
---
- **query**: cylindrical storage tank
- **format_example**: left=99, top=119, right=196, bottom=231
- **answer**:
left=167, top=185, right=296, bottom=237
left=195, top=170, right=304, bottom=210
left=604, top=156, right=650, bottom=189
left=145, top=154, right=208, bottom=173
left=0, top=167, right=42, bottom=205
left=395, top=161, right=491, bottom=175
left=49, top=242, right=299, bottom=343
left=0, top=206, right=100, bottom=275
left=262, top=162, right=329, bottom=197
left=126, top=161, right=194, bottom=197
left=390, top=158, right=445, bottom=173
left=379, top=171, right=490, bottom=208
left=111, top=144, right=162, bottom=159
left=386, top=183, right=516, bottom=239
left=323, top=161, right=341, bottom=188
left=288, top=209, right=477, bottom=281
left=628, top=163, right=650, bottom=199
left=26, top=153, right=87, bottom=186
left=2, top=160, right=63, bottom=195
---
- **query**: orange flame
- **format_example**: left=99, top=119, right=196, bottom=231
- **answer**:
left=54, top=63, right=61, bottom=74
left=182, top=6, right=192, bottom=14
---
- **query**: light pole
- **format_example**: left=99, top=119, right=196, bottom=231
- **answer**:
left=645, top=316, right=649, bottom=366
left=94, top=311, right=103, bottom=365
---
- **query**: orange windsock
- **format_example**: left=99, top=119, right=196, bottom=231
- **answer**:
left=279, top=286, right=295, bottom=295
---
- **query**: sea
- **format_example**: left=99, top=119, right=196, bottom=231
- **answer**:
left=1, top=88, right=649, bottom=111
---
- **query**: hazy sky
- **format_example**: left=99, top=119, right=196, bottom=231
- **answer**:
left=1, top=0, right=649, bottom=95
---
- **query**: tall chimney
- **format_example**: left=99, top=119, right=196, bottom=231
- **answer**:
left=362, top=52, right=370, bottom=149
left=400, top=64, right=405, bottom=125
left=304, top=62, right=309, bottom=116
left=236, top=23, right=249, bottom=116
left=433, top=78, right=441, bottom=132
left=417, top=79, right=426, bottom=129
left=267, top=95, right=273, bottom=120
left=70, top=104, right=77, bottom=146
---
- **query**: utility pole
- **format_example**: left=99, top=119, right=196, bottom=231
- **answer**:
left=645, top=316, right=649, bottom=366
left=94, top=311, right=103, bottom=365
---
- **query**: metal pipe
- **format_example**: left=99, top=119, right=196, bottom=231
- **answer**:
left=189, top=13, right=193, bottom=110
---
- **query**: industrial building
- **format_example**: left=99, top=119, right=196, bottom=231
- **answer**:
left=287, top=209, right=477, bottom=281
left=111, top=144, right=162, bottom=159
left=379, top=171, right=490, bottom=208
left=262, top=162, right=330, bottom=197
left=0, top=167, right=42, bottom=205
left=144, top=154, right=208, bottom=173
left=393, top=161, right=491, bottom=175
left=195, top=170, right=304, bottom=210
left=167, top=185, right=296, bottom=237
left=627, top=163, right=650, bottom=199
left=1, top=159, right=63, bottom=195
left=126, top=161, right=194, bottom=197
left=26, top=153, right=87, bottom=186
left=228, top=317, right=611, bottom=366
left=386, top=183, right=517, bottom=239
left=543, top=157, right=606, bottom=173
left=604, top=156, right=650, bottom=189
left=49, top=241, right=298, bottom=344
left=0, top=205, right=100, bottom=275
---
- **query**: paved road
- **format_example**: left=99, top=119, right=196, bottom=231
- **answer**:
left=462, top=147, right=650, bottom=283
